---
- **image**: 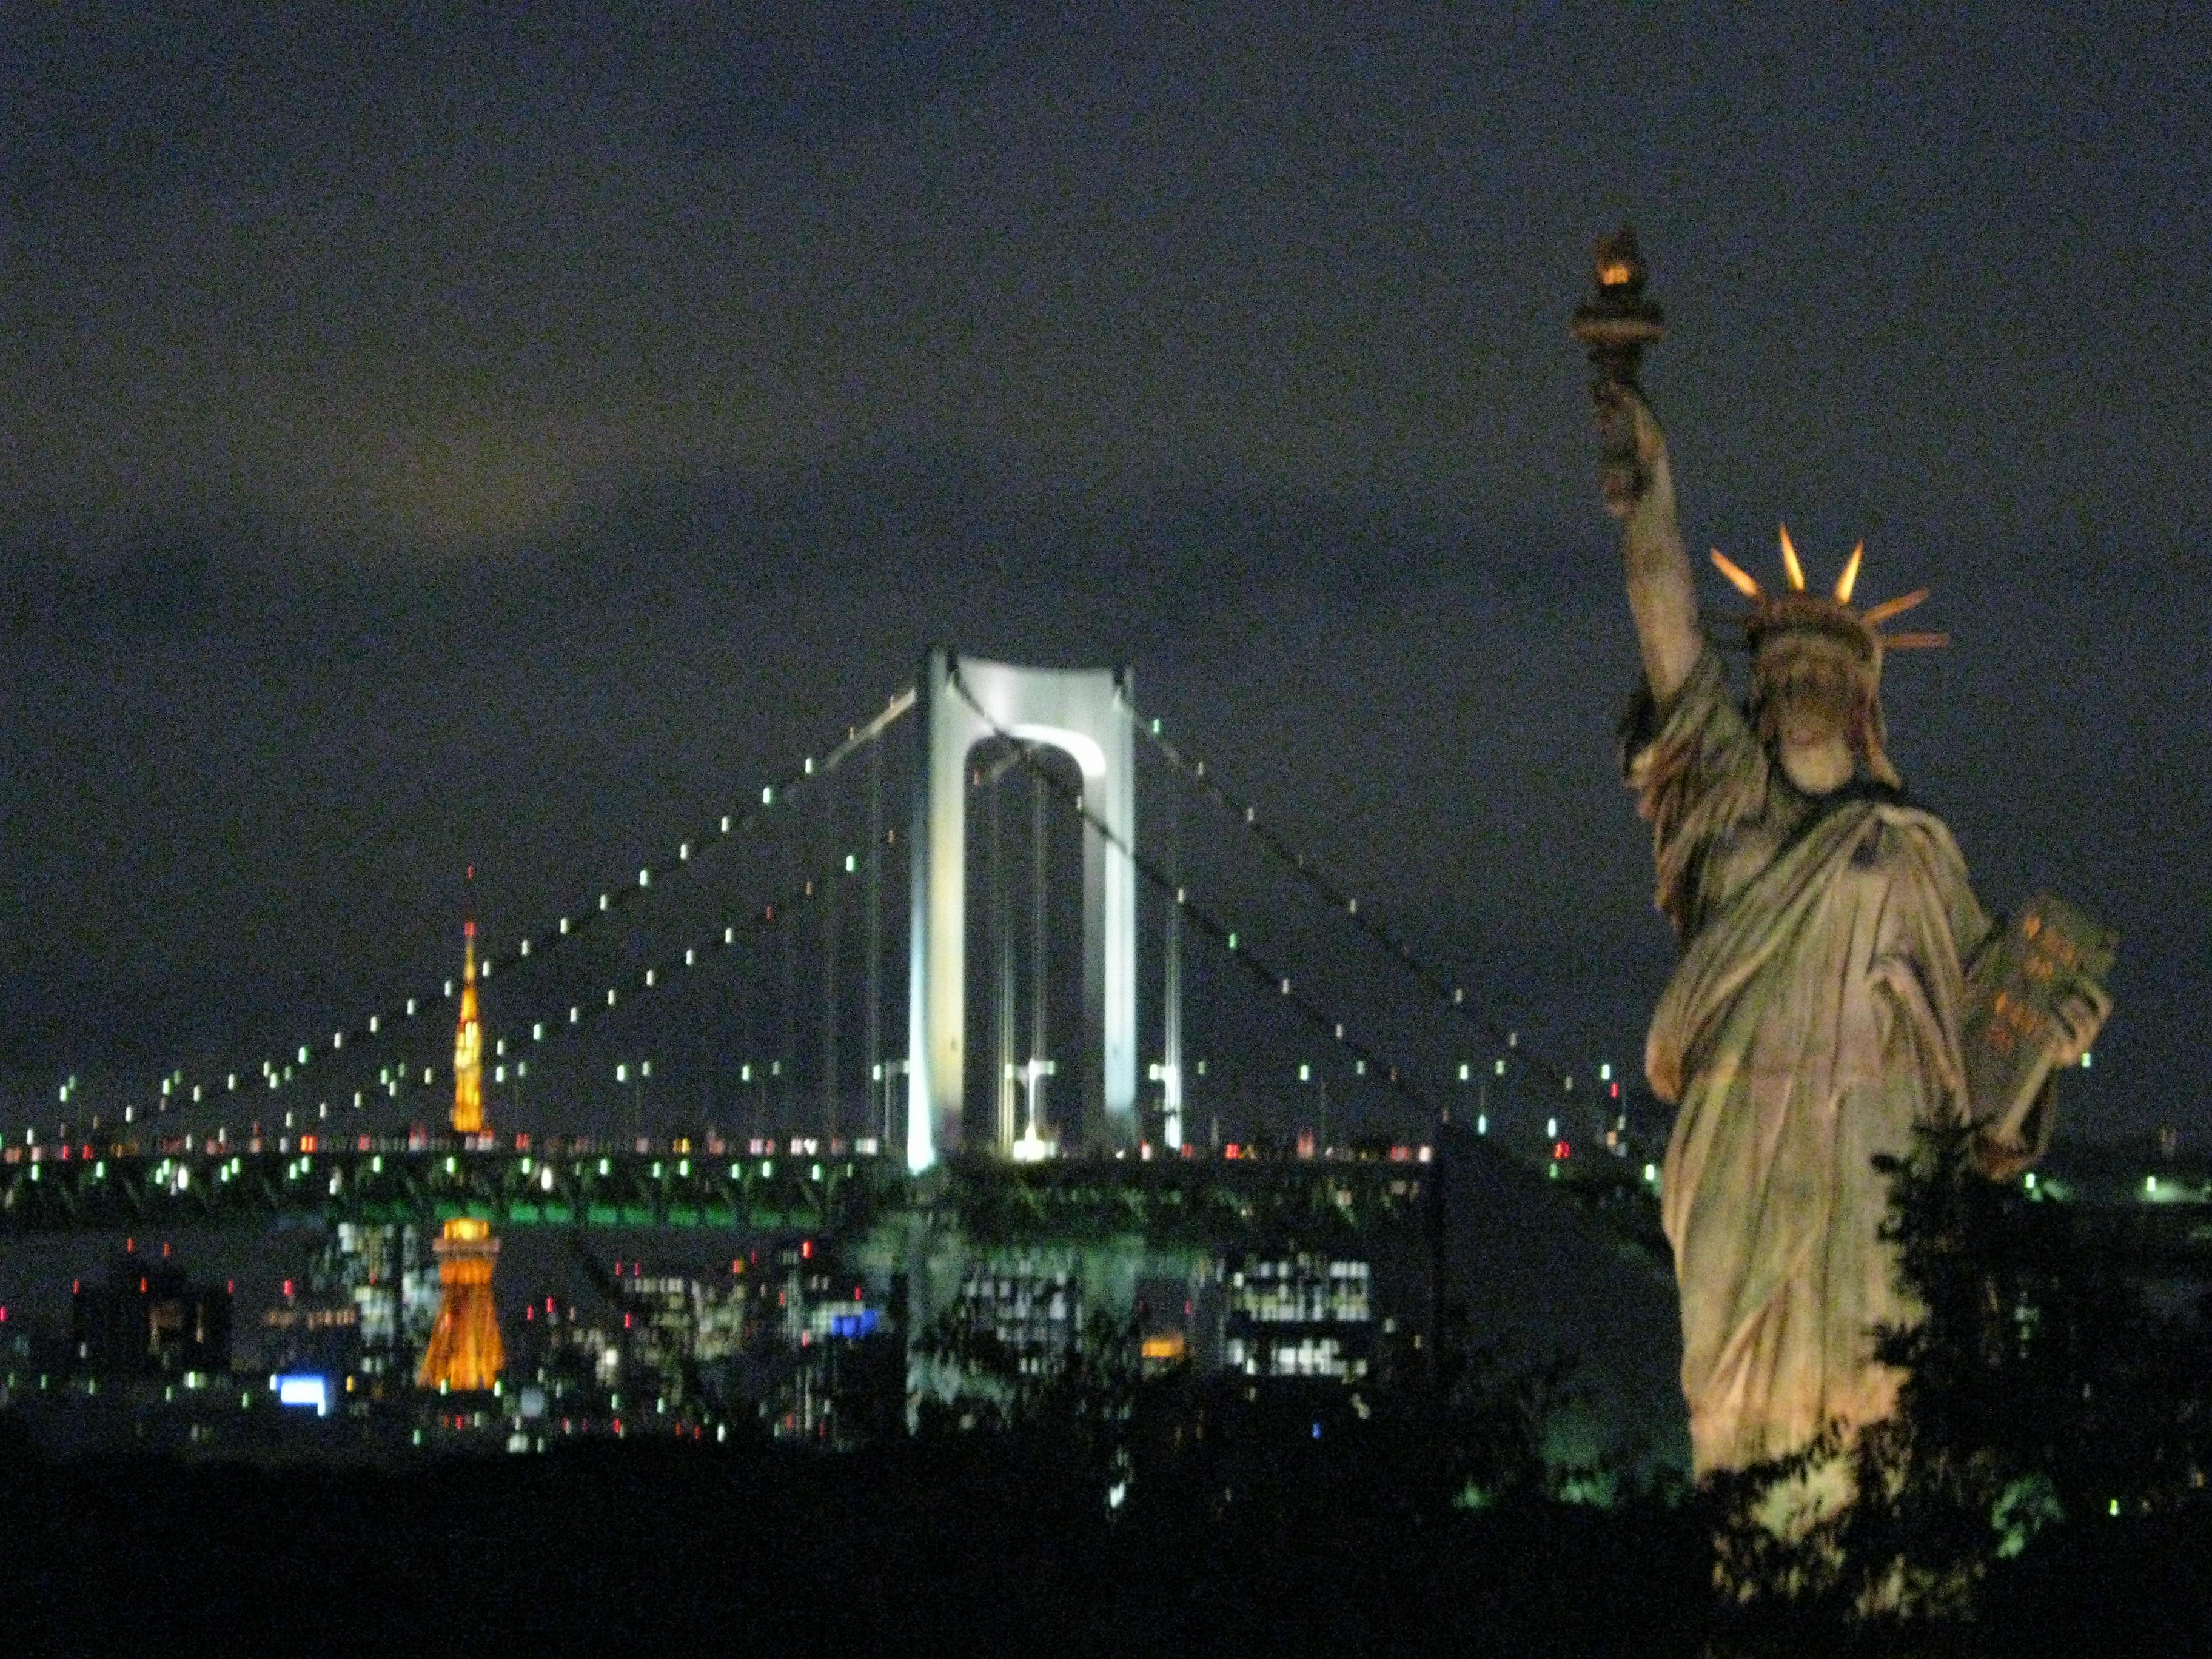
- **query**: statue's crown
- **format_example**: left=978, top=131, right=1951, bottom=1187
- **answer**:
left=1709, top=528, right=1947, bottom=670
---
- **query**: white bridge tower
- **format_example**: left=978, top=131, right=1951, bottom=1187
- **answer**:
left=906, top=651, right=1137, bottom=1171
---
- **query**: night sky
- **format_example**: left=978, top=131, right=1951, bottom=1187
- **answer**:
left=4, top=5, right=2205, bottom=1142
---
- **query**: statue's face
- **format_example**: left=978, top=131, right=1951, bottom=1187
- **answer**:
left=1753, top=634, right=1864, bottom=782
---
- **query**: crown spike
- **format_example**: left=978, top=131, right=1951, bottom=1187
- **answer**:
left=1860, top=588, right=1930, bottom=628
left=1875, top=630, right=1949, bottom=650
left=1710, top=548, right=1763, bottom=598
left=1778, top=525, right=1806, bottom=591
left=1834, top=542, right=1864, bottom=605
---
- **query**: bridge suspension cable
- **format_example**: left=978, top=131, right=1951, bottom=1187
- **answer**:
left=1131, top=702, right=1581, bottom=1097
left=101, top=688, right=917, bottom=1135
left=337, top=835, right=882, bottom=1135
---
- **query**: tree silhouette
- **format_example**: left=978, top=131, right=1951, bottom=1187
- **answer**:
left=1709, top=1116, right=2212, bottom=1650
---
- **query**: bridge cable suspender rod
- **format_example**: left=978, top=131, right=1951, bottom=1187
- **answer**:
left=120, top=689, right=919, bottom=1131
left=1130, top=705, right=1580, bottom=1097
left=944, top=668, right=1441, bottom=1133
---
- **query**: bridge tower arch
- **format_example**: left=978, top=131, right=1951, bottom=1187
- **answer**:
left=907, top=650, right=1136, bottom=1172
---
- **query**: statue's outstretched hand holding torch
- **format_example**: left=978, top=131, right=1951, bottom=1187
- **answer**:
left=1577, top=231, right=1699, bottom=706
left=1575, top=225, right=1669, bottom=512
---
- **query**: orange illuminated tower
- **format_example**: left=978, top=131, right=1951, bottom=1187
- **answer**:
left=418, top=875, right=505, bottom=1392
left=452, top=879, right=484, bottom=1135
left=415, top=1216, right=505, bottom=1390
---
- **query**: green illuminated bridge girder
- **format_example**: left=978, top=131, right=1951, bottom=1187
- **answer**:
left=0, top=1148, right=1432, bottom=1245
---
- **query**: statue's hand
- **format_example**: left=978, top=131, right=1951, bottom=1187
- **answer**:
left=1595, top=381, right=1672, bottom=522
left=2048, top=982, right=2111, bottom=1071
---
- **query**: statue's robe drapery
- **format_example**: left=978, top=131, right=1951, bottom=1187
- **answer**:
left=1624, top=649, right=2047, bottom=1478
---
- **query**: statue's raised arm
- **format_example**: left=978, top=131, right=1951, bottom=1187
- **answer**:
left=1599, top=386, right=1703, bottom=707
left=1574, top=229, right=1701, bottom=706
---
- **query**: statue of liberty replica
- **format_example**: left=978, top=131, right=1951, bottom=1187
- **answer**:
left=1577, top=231, right=2111, bottom=1526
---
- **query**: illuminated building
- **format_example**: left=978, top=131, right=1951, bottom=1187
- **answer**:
left=70, top=1253, right=232, bottom=1379
left=1222, top=1252, right=1375, bottom=1382
left=261, top=1285, right=360, bottom=1376
left=327, top=1221, right=440, bottom=1375
left=509, top=1244, right=890, bottom=1444
left=954, top=1264, right=1083, bottom=1378
left=416, top=1216, right=505, bottom=1391
left=580, top=1264, right=760, bottom=1411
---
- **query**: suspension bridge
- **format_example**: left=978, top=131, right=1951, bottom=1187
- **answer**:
left=2, top=648, right=1644, bottom=1239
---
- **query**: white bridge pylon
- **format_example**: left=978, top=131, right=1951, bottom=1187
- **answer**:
left=907, top=650, right=1136, bottom=1172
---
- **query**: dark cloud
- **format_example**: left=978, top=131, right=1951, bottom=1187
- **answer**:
left=1, top=4, right=2204, bottom=1138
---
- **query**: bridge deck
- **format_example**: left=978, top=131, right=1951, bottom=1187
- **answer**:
left=0, top=1141, right=1435, bottom=1244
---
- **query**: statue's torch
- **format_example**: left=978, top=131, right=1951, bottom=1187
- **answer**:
left=1572, top=226, right=1666, bottom=513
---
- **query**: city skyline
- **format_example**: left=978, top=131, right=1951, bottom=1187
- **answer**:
left=2, top=13, right=2204, bottom=1647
